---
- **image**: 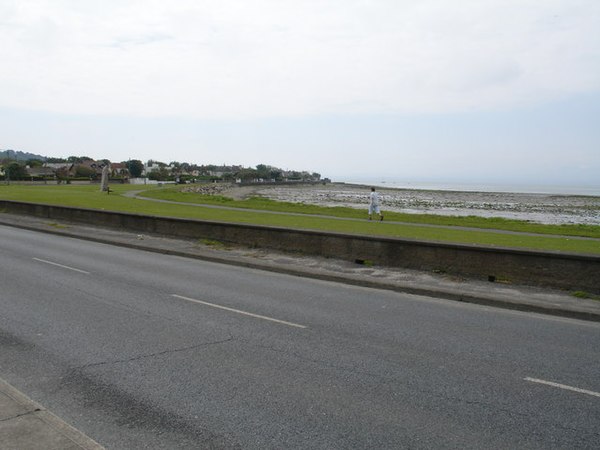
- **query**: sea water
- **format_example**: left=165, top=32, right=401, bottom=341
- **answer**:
left=342, top=179, right=600, bottom=197
left=257, top=181, right=600, bottom=225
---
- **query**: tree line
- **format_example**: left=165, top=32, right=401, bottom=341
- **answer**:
left=1, top=154, right=322, bottom=183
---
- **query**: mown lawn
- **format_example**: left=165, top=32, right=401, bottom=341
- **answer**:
left=1, top=184, right=600, bottom=255
left=139, top=184, right=600, bottom=239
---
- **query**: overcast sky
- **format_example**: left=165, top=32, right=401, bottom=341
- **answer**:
left=1, top=0, right=599, bottom=186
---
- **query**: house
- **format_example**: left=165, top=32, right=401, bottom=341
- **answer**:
left=44, top=163, right=73, bottom=171
left=73, top=160, right=108, bottom=178
left=79, top=160, right=107, bottom=174
left=110, top=163, right=130, bottom=177
left=143, top=161, right=162, bottom=175
left=25, top=166, right=56, bottom=178
left=44, top=163, right=75, bottom=178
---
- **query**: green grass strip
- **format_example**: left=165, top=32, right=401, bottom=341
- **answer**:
left=1, top=184, right=599, bottom=255
left=140, top=185, right=600, bottom=239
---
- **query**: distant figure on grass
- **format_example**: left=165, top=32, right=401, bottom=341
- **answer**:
left=368, top=187, right=383, bottom=221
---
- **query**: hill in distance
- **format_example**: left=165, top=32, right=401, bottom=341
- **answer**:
left=0, top=149, right=46, bottom=162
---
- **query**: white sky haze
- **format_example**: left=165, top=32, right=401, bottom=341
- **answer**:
left=1, top=0, right=599, bottom=186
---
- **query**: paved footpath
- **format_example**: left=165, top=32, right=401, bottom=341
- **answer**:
left=0, top=377, right=104, bottom=450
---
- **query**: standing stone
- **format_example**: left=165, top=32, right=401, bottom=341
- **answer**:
left=100, top=165, right=109, bottom=192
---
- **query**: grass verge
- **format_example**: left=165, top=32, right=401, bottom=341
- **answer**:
left=571, top=291, right=600, bottom=301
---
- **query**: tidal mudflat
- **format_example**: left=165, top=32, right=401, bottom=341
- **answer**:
left=244, top=183, right=600, bottom=225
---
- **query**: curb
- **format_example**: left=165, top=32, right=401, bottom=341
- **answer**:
left=0, top=377, right=105, bottom=450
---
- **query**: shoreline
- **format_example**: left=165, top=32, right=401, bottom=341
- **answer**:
left=335, top=178, right=600, bottom=196
left=226, top=182, right=600, bottom=226
left=332, top=181, right=600, bottom=198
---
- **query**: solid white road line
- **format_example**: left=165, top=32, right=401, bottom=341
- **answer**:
left=171, top=294, right=307, bottom=329
left=33, top=258, right=90, bottom=274
left=524, top=377, right=600, bottom=398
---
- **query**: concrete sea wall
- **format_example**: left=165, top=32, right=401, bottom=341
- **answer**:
left=2, top=200, right=599, bottom=294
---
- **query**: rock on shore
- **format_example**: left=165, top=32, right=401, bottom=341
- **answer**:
left=233, top=183, right=600, bottom=225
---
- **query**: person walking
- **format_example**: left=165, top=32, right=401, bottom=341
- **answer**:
left=368, top=187, right=383, bottom=221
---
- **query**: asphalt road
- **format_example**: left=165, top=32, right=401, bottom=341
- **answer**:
left=1, top=224, right=599, bottom=449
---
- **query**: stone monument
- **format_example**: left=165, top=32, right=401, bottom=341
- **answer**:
left=100, top=164, right=109, bottom=192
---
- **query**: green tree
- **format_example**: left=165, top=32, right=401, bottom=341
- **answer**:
left=147, top=167, right=170, bottom=181
left=126, top=159, right=144, bottom=178
left=55, top=166, right=71, bottom=180
left=67, top=156, right=93, bottom=163
left=270, top=169, right=283, bottom=181
left=255, top=164, right=268, bottom=177
left=6, top=162, right=28, bottom=179
left=236, top=168, right=258, bottom=181
left=26, top=159, right=44, bottom=167
left=74, top=165, right=96, bottom=178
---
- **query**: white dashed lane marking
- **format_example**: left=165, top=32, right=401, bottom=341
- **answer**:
left=525, top=377, right=600, bottom=398
left=33, top=258, right=90, bottom=274
left=172, top=294, right=307, bottom=329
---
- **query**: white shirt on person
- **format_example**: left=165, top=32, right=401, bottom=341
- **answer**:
left=369, top=191, right=380, bottom=206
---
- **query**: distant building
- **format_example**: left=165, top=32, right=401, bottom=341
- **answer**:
left=110, top=163, right=130, bottom=177
left=143, top=160, right=174, bottom=175
left=44, top=163, right=72, bottom=171
left=25, top=166, right=55, bottom=177
left=76, top=160, right=108, bottom=176
left=43, top=162, right=74, bottom=178
left=143, top=161, right=160, bottom=175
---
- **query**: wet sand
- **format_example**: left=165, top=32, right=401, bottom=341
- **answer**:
left=221, top=182, right=600, bottom=225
